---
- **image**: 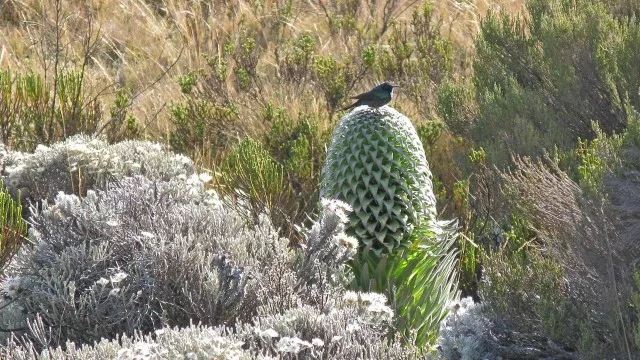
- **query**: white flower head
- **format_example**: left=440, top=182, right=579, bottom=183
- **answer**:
left=333, top=233, right=358, bottom=250
left=110, top=272, right=128, bottom=284
left=321, top=198, right=352, bottom=223
left=141, top=231, right=155, bottom=238
left=277, top=337, right=312, bottom=354
left=109, top=288, right=121, bottom=296
left=359, top=292, right=387, bottom=306
left=311, top=338, right=324, bottom=347
left=343, top=291, right=359, bottom=304
left=96, top=277, right=110, bottom=286
left=199, top=172, right=213, bottom=183
left=366, top=302, right=394, bottom=317
left=255, top=328, right=279, bottom=338
left=1, top=277, right=22, bottom=298
left=186, top=174, right=201, bottom=185
left=346, top=322, right=361, bottom=333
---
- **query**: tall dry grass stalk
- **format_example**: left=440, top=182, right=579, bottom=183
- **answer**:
left=500, top=155, right=636, bottom=352
left=0, top=0, right=525, bottom=145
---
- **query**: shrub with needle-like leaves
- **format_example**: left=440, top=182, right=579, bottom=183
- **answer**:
left=0, top=181, right=27, bottom=271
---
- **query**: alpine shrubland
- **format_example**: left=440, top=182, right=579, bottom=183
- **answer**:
left=0, top=0, right=639, bottom=358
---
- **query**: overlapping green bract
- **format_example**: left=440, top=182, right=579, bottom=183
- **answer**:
left=321, top=105, right=458, bottom=347
left=320, top=106, right=437, bottom=254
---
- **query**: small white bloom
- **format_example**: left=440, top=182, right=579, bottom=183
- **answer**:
left=117, top=348, right=131, bottom=357
left=321, top=198, right=353, bottom=213
left=343, top=291, right=359, bottom=304
left=1, top=277, right=21, bottom=298
left=96, top=277, right=109, bottom=286
left=311, top=338, right=324, bottom=347
left=359, top=292, right=387, bottom=306
left=199, top=172, right=213, bottom=183
left=109, top=288, right=121, bottom=296
left=366, top=302, right=394, bottom=317
left=333, top=233, right=358, bottom=249
left=330, top=336, right=343, bottom=342
left=321, top=198, right=352, bottom=223
left=277, top=337, right=312, bottom=354
left=256, top=328, right=279, bottom=338
left=154, top=328, right=165, bottom=336
left=186, top=174, right=201, bottom=185
left=110, top=272, right=128, bottom=284
left=141, top=231, right=155, bottom=238
left=346, top=322, right=361, bottom=333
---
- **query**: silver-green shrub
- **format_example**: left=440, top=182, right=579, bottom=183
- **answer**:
left=2, top=323, right=251, bottom=360
left=0, top=175, right=288, bottom=348
left=438, top=297, right=490, bottom=360
left=0, top=190, right=425, bottom=359
left=0, top=134, right=198, bottom=206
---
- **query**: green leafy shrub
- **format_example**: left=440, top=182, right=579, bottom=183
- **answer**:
left=472, top=0, right=640, bottom=166
left=0, top=181, right=27, bottom=271
left=220, top=137, right=299, bottom=234
left=262, top=103, right=325, bottom=187
left=106, top=87, right=141, bottom=142
left=281, top=33, right=317, bottom=83
left=376, top=1, right=453, bottom=118
left=436, top=80, right=473, bottom=136
left=168, top=100, right=239, bottom=164
left=0, top=70, right=101, bottom=152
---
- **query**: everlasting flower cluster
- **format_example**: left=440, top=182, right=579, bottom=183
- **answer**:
left=0, top=138, right=421, bottom=359
left=438, top=297, right=490, bottom=360
left=0, top=134, right=209, bottom=207
left=342, top=291, right=394, bottom=321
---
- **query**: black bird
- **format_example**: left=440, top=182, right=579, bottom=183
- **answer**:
left=341, top=82, right=400, bottom=111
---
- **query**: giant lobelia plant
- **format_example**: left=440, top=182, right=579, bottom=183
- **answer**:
left=320, top=106, right=459, bottom=346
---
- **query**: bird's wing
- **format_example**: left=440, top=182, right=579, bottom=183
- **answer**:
left=350, top=91, right=371, bottom=100
left=351, top=89, right=386, bottom=100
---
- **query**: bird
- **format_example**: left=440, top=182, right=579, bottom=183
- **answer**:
left=341, top=82, right=400, bottom=111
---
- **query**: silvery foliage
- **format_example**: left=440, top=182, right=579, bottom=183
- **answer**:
left=0, top=134, right=197, bottom=206
left=0, top=175, right=289, bottom=348
left=0, top=178, right=419, bottom=358
left=2, top=322, right=250, bottom=360
left=438, top=297, right=491, bottom=360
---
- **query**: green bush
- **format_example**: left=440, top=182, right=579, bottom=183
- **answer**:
left=0, top=70, right=101, bottom=151
left=220, top=137, right=298, bottom=234
left=472, top=0, right=640, bottom=166
left=376, top=1, right=453, bottom=118
left=479, top=217, right=586, bottom=349
left=0, top=182, right=27, bottom=271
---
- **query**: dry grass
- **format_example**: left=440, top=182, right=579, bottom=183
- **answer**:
left=500, top=155, right=637, bottom=351
left=0, top=0, right=525, bottom=144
